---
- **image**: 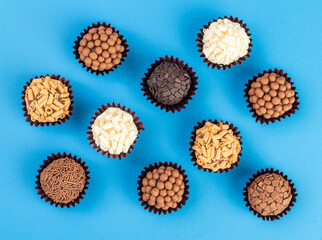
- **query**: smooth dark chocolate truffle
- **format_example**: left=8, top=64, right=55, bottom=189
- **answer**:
left=147, top=61, right=191, bottom=105
left=40, top=157, right=86, bottom=204
left=247, top=173, right=292, bottom=216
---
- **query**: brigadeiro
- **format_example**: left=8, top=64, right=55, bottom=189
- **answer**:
left=137, top=162, right=189, bottom=214
left=87, top=102, right=144, bottom=159
left=73, top=22, right=129, bottom=76
left=141, top=55, right=198, bottom=113
left=196, top=16, right=253, bottom=70
left=35, top=152, right=90, bottom=208
left=22, top=74, right=74, bottom=127
left=189, top=120, right=242, bottom=173
left=244, top=69, right=300, bottom=124
left=243, top=168, right=297, bottom=221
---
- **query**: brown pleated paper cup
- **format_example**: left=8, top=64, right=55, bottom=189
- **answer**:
left=189, top=119, right=243, bottom=173
left=35, top=152, right=90, bottom=208
left=73, top=22, right=129, bottom=76
left=141, top=55, right=198, bottom=113
left=22, top=74, right=74, bottom=127
left=244, top=68, right=300, bottom=124
left=243, top=168, right=297, bottom=221
left=137, top=161, right=190, bottom=215
left=87, top=102, right=144, bottom=159
left=196, top=16, right=253, bottom=70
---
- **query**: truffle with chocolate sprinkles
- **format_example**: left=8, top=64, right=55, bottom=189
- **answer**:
left=40, top=157, right=86, bottom=204
left=147, top=61, right=191, bottom=105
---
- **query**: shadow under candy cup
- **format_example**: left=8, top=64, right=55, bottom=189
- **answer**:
left=141, top=55, right=198, bottom=113
left=87, top=102, right=144, bottom=160
left=137, top=161, right=190, bottom=215
left=73, top=22, right=129, bottom=76
left=35, top=152, right=90, bottom=208
left=243, top=168, right=297, bottom=221
left=189, top=119, right=243, bottom=173
left=21, top=74, right=74, bottom=127
left=196, top=16, right=253, bottom=70
left=244, top=68, right=300, bottom=124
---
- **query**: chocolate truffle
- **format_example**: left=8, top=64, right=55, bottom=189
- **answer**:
left=77, top=25, right=125, bottom=72
left=202, top=18, right=250, bottom=65
left=40, top=157, right=86, bottom=204
left=91, top=107, right=138, bottom=155
left=247, top=173, right=292, bottom=216
left=141, top=165, right=186, bottom=211
left=24, top=76, right=71, bottom=123
left=147, top=61, right=191, bottom=105
left=247, top=72, right=297, bottom=120
left=87, top=102, right=144, bottom=159
left=196, top=16, right=252, bottom=70
left=192, top=121, right=241, bottom=172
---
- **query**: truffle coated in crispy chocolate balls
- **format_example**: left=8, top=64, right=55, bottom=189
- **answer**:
left=147, top=61, right=191, bottom=105
left=248, top=72, right=296, bottom=119
left=78, top=25, right=125, bottom=72
left=247, top=173, right=292, bottom=216
left=140, top=165, right=185, bottom=211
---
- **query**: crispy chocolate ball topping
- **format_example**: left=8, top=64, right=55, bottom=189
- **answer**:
left=147, top=62, right=191, bottom=105
left=40, top=158, right=86, bottom=204
left=141, top=165, right=185, bottom=211
left=78, top=26, right=125, bottom=72
left=247, top=173, right=292, bottom=216
left=248, top=73, right=296, bottom=119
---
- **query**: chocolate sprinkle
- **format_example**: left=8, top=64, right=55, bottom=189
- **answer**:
left=147, top=61, right=191, bottom=105
left=40, top=157, right=86, bottom=204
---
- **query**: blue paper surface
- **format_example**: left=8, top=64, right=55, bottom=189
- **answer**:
left=0, top=0, right=321, bottom=239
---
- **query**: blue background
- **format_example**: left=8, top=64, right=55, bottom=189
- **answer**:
left=0, top=0, right=321, bottom=239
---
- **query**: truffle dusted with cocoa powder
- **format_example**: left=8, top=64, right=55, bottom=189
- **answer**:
left=147, top=61, right=191, bottom=105
left=247, top=173, right=292, bottom=216
left=40, top=157, right=86, bottom=204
